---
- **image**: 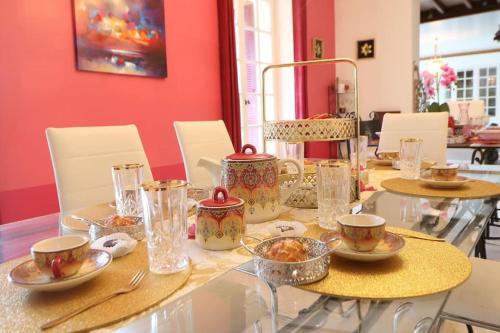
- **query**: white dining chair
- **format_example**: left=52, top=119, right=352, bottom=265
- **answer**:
left=46, top=125, right=153, bottom=217
left=378, top=112, right=449, bottom=165
left=439, top=256, right=500, bottom=332
left=173, top=120, right=235, bottom=188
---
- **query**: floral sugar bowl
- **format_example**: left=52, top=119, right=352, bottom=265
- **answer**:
left=196, top=187, right=245, bottom=251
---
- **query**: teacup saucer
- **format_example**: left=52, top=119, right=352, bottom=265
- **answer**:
left=8, top=249, right=112, bottom=292
left=420, top=175, right=470, bottom=189
left=320, top=231, right=405, bottom=262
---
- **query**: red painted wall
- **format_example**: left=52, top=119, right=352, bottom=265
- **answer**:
left=305, top=0, right=336, bottom=158
left=0, top=1, right=222, bottom=223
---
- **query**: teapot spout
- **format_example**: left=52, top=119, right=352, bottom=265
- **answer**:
left=197, top=157, right=223, bottom=186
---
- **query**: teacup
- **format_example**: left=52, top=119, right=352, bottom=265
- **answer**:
left=31, top=235, right=89, bottom=279
left=431, top=164, right=458, bottom=181
left=337, top=214, right=386, bottom=252
left=379, top=151, right=399, bottom=161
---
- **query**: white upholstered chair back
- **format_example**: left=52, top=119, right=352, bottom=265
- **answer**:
left=46, top=125, right=153, bottom=214
left=174, top=120, right=235, bottom=187
left=378, top=112, right=448, bottom=164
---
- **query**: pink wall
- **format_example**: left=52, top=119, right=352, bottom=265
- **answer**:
left=305, top=0, right=336, bottom=158
left=0, top=1, right=222, bottom=223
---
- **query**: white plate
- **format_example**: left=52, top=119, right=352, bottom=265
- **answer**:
left=320, top=231, right=405, bottom=262
left=420, top=176, right=470, bottom=189
left=8, top=249, right=112, bottom=292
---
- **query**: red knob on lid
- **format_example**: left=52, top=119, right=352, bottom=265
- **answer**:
left=225, top=144, right=274, bottom=160
left=199, top=186, right=242, bottom=207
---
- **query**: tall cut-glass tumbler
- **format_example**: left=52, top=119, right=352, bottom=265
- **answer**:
left=141, top=180, right=189, bottom=274
left=112, top=163, right=144, bottom=217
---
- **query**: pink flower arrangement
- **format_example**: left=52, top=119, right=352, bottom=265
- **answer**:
left=421, top=70, right=436, bottom=98
left=439, top=64, right=457, bottom=88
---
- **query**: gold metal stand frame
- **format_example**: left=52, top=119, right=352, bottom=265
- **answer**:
left=261, top=58, right=360, bottom=200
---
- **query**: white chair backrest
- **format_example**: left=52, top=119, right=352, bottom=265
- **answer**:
left=46, top=125, right=153, bottom=214
left=174, top=120, right=235, bottom=187
left=448, top=100, right=485, bottom=121
left=378, top=112, right=448, bottom=164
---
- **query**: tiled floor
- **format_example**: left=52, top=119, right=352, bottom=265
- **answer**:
left=441, top=225, right=500, bottom=333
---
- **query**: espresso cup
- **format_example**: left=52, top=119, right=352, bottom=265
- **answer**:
left=337, top=214, right=386, bottom=252
left=31, top=235, right=89, bottom=279
left=431, top=165, right=458, bottom=181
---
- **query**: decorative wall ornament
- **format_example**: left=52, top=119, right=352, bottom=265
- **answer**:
left=312, top=38, right=324, bottom=59
left=72, top=0, right=167, bottom=78
left=357, top=39, right=375, bottom=59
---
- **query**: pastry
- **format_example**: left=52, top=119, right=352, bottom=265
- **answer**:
left=103, top=215, right=137, bottom=227
left=265, top=239, right=307, bottom=262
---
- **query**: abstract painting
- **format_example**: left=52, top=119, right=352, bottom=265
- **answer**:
left=73, top=0, right=167, bottom=78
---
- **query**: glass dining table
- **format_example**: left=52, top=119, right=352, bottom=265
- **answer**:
left=1, top=170, right=498, bottom=333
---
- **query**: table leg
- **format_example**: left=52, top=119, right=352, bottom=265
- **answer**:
left=266, top=281, right=278, bottom=333
left=471, top=148, right=485, bottom=165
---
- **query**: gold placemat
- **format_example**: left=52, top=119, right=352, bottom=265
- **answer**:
left=298, top=224, right=471, bottom=300
left=0, top=242, right=191, bottom=333
left=381, top=177, right=500, bottom=199
left=367, top=160, right=434, bottom=171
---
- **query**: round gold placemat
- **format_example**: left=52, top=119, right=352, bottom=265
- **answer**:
left=299, top=224, right=471, bottom=300
left=381, top=177, right=500, bottom=199
left=0, top=242, right=191, bottom=333
left=367, top=160, right=434, bottom=171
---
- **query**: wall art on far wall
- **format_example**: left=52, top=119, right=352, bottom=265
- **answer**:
left=73, top=0, right=167, bottom=78
left=312, top=38, right=324, bottom=59
left=357, top=39, right=375, bottom=59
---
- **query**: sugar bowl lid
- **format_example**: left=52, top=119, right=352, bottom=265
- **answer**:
left=198, top=187, right=243, bottom=208
left=225, top=144, right=274, bottom=161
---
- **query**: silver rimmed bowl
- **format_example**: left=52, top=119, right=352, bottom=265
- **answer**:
left=72, top=215, right=145, bottom=241
left=241, top=236, right=339, bottom=286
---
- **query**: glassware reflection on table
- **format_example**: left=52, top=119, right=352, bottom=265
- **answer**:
left=399, top=138, right=422, bottom=180
left=141, top=180, right=189, bottom=274
left=316, top=160, right=351, bottom=230
left=112, top=163, right=144, bottom=217
left=400, top=196, right=422, bottom=224
left=284, top=142, right=304, bottom=173
left=350, top=135, right=368, bottom=170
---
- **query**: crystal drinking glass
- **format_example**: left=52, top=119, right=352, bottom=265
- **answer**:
left=350, top=135, right=368, bottom=170
left=399, top=138, right=422, bottom=180
left=316, top=160, right=351, bottom=230
left=141, top=180, right=189, bottom=274
left=112, top=163, right=144, bottom=217
left=284, top=141, right=304, bottom=174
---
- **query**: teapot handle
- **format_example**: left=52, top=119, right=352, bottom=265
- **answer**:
left=278, top=159, right=303, bottom=205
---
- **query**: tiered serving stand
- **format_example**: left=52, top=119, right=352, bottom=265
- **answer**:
left=262, top=58, right=361, bottom=206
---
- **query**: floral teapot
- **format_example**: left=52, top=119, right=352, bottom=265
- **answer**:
left=198, top=144, right=303, bottom=223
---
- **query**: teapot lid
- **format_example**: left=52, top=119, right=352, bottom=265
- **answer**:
left=226, top=144, right=274, bottom=161
left=198, top=187, right=243, bottom=208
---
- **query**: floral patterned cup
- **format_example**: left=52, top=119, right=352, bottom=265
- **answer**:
left=196, top=187, right=245, bottom=250
left=31, top=235, right=89, bottom=279
left=337, top=214, right=386, bottom=252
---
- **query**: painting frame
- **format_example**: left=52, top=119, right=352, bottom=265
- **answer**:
left=357, top=39, right=375, bottom=59
left=312, top=38, right=324, bottom=59
left=71, top=0, right=168, bottom=78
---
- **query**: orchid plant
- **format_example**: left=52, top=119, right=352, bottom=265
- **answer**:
left=420, top=63, right=458, bottom=112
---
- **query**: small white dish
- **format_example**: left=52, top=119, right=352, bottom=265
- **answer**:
left=8, top=249, right=112, bottom=292
left=420, top=175, right=470, bottom=189
left=320, top=231, right=405, bottom=262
